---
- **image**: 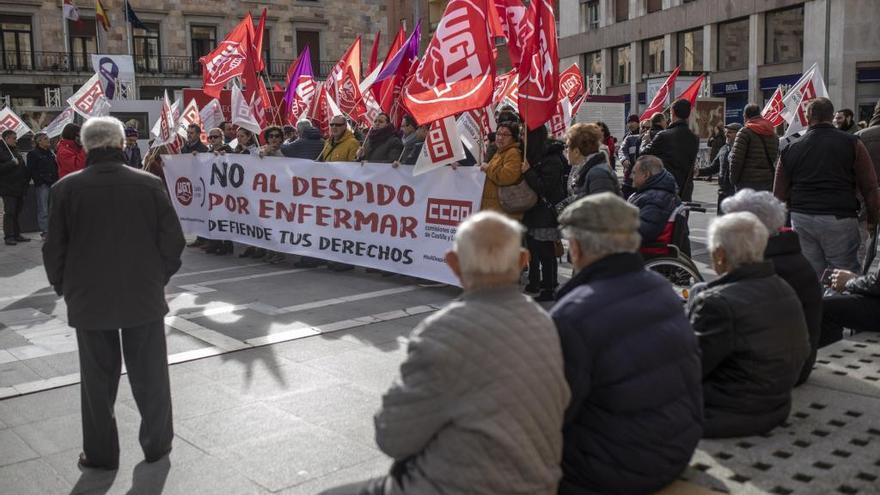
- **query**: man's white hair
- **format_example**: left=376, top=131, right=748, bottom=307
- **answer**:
left=453, top=211, right=524, bottom=282
left=81, top=116, right=125, bottom=152
left=296, top=119, right=313, bottom=135
left=708, top=212, right=769, bottom=270
left=720, top=189, right=787, bottom=233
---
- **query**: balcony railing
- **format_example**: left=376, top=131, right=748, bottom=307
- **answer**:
left=1, top=50, right=335, bottom=80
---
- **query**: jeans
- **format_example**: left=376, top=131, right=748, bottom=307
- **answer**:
left=819, top=293, right=880, bottom=348
left=2, top=195, right=23, bottom=239
left=790, top=212, right=861, bottom=276
left=35, top=184, right=50, bottom=233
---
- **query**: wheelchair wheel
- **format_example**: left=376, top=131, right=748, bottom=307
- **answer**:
left=644, top=257, right=704, bottom=301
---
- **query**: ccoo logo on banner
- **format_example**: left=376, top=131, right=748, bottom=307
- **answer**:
left=161, top=154, right=487, bottom=285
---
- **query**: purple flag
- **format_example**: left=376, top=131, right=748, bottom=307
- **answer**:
left=374, top=20, right=421, bottom=84
left=282, top=46, right=314, bottom=113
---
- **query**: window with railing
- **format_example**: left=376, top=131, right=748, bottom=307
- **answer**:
left=580, top=0, right=599, bottom=31
left=765, top=6, right=803, bottom=64
left=612, top=45, right=630, bottom=85
left=133, top=23, right=160, bottom=73
left=190, top=25, right=216, bottom=71
left=677, top=29, right=703, bottom=71
left=1, top=15, right=33, bottom=70
left=69, top=18, right=96, bottom=72
left=642, top=37, right=664, bottom=76
left=584, top=50, right=602, bottom=76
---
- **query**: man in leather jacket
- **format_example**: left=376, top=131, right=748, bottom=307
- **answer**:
left=820, top=262, right=880, bottom=347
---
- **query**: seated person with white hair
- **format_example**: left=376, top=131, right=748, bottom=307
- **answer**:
left=689, top=212, right=810, bottom=438
left=721, top=189, right=823, bottom=385
left=551, top=193, right=702, bottom=495
left=320, top=211, right=570, bottom=495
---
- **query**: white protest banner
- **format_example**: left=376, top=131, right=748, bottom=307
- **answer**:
left=41, top=108, right=76, bottom=138
left=200, top=99, right=224, bottom=132
left=162, top=154, right=486, bottom=285
left=0, top=106, right=33, bottom=139
left=231, top=84, right=262, bottom=135
left=414, top=116, right=466, bottom=176
left=177, top=98, right=203, bottom=138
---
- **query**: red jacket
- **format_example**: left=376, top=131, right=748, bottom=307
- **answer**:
left=56, top=139, right=86, bottom=178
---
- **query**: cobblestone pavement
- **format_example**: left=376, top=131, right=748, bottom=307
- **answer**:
left=1, top=180, right=878, bottom=494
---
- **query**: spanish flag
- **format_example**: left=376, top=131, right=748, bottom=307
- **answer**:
left=96, top=0, right=111, bottom=31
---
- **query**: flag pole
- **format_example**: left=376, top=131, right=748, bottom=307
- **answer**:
left=62, top=10, right=71, bottom=69
left=125, top=0, right=133, bottom=56
left=95, top=15, right=102, bottom=53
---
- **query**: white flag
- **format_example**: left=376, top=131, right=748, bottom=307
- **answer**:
left=0, top=106, right=33, bottom=139
left=199, top=99, right=224, bottom=132
left=549, top=97, right=573, bottom=138
left=67, top=73, right=111, bottom=119
left=63, top=0, right=79, bottom=21
left=154, top=91, right=177, bottom=147
left=151, top=98, right=179, bottom=139
left=781, top=63, right=828, bottom=137
left=414, top=116, right=466, bottom=176
left=41, top=108, right=75, bottom=138
left=456, top=106, right=495, bottom=161
left=177, top=99, right=203, bottom=138
left=230, top=84, right=262, bottom=135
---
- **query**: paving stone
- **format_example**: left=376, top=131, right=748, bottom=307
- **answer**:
left=0, top=308, right=52, bottom=327
left=12, top=413, right=82, bottom=456
left=0, top=428, right=39, bottom=466
left=270, top=334, right=365, bottom=363
left=209, top=361, right=346, bottom=402
left=0, top=381, right=78, bottom=426
left=303, top=343, right=407, bottom=393
left=0, top=359, right=43, bottom=388
left=0, top=458, right=71, bottom=494
left=176, top=402, right=305, bottom=454
left=276, top=456, right=391, bottom=494
left=120, top=370, right=254, bottom=421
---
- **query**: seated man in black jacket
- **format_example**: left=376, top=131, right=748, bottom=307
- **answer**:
left=821, top=263, right=880, bottom=347
left=628, top=155, right=680, bottom=246
left=689, top=212, right=809, bottom=438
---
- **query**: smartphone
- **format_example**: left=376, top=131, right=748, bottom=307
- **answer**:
left=821, top=269, right=834, bottom=286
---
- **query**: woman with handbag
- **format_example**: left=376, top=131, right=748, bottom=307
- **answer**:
left=522, top=126, right=566, bottom=301
left=479, top=122, right=526, bottom=220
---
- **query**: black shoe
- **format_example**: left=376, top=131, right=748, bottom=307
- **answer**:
left=534, top=290, right=556, bottom=302
left=239, top=247, right=256, bottom=258
left=4, top=239, right=16, bottom=246
left=145, top=447, right=172, bottom=463
left=77, top=452, right=118, bottom=471
left=523, top=284, right=540, bottom=294
left=13, top=236, right=30, bottom=242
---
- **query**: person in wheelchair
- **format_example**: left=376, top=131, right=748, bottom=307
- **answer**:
left=627, top=155, right=689, bottom=256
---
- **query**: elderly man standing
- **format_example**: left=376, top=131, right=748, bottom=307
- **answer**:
left=689, top=212, right=809, bottom=438
left=43, top=117, right=185, bottom=469
left=321, top=211, right=570, bottom=495
left=551, top=193, right=702, bottom=495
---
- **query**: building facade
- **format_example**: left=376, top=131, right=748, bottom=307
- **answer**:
left=0, top=0, right=386, bottom=108
left=558, top=0, right=880, bottom=124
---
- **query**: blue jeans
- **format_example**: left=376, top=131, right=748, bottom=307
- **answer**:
left=790, top=212, right=861, bottom=276
left=35, top=184, right=50, bottom=233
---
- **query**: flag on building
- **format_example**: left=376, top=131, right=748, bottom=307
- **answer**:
left=199, top=14, right=253, bottom=98
left=67, top=73, right=111, bottom=118
left=781, top=63, right=828, bottom=137
left=516, top=0, right=558, bottom=130
left=761, top=86, right=786, bottom=127
left=0, top=106, right=33, bottom=139
left=41, top=108, right=76, bottom=138
left=402, top=0, right=496, bottom=124
left=640, top=65, right=680, bottom=121
left=96, top=0, right=111, bottom=31
left=125, top=0, right=146, bottom=30
left=63, top=0, right=80, bottom=21
left=414, top=116, right=466, bottom=176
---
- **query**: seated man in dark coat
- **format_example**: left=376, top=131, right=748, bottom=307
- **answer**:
left=721, top=189, right=823, bottom=385
left=552, top=193, right=703, bottom=495
left=42, top=116, right=185, bottom=469
left=689, top=212, right=810, bottom=438
left=627, top=155, right=680, bottom=245
left=820, top=258, right=880, bottom=347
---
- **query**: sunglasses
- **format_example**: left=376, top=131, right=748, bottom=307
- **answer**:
left=329, top=123, right=345, bottom=127
left=209, top=135, right=222, bottom=139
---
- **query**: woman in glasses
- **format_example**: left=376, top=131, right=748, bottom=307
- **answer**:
left=259, top=126, right=285, bottom=157
left=479, top=121, right=525, bottom=220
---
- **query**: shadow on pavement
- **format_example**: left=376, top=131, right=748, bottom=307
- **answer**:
left=126, top=457, right=171, bottom=495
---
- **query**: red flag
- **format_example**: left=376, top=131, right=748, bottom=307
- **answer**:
left=240, top=26, right=271, bottom=128
left=676, top=74, right=705, bottom=109
left=253, top=8, right=267, bottom=73
left=517, top=0, right=558, bottom=130
left=325, top=38, right=367, bottom=122
left=273, top=83, right=282, bottom=92
left=558, top=63, right=585, bottom=102
left=495, top=0, right=533, bottom=67
left=288, top=75, right=317, bottom=124
left=761, top=86, right=785, bottom=127
left=640, top=65, right=680, bottom=121
left=199, top=14, right=253, bottom=98
left=368, top=31, right=381, bottom=73
left=326, top=37, right=361, bottom=101
left=402, top=0, right=497, bottom=125
left=307, top=81, right=341, bottom=138
left=285, top=48, right=309, bottom=84
left=372, top=26, right=405, bottom=99
left=493, top=70, right=519, bottom=106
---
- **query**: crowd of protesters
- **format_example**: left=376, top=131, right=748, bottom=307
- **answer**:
left=2, top=92, right=880, bottom=493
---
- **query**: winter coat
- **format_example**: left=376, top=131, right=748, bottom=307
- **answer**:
left=398, top=137, right=424, bottom=165
left=689, top=261, right=810, bottom=438
left=522, top=143, right=566, bottom=230
left=123, top=144, right=142, bottom=168
left=764, top=229, right=823, bottom=386
left=617, top=133, right=642, bottom=185
left=361, top=126, right=404, bottom=163
left=0, top=143, right=29, bottom=196
left=855, top=105, right=880, bottom=179
left=697, top=142, right=734, bottom=196
left=480, top=142, right=524, bottom=219
left=628, top=168, right=680, bottom=244
left=56, top=138, right=86, bottom=178
left=552, top=253, right=703, bottom=495
left=730, top=117, right=779, bottom=190
left=641, top=120, right=700, bottom=199
left=317, top=129, right=360, bottom=162
left=281, top=127, right=325, bottom=160
left=180, top=140, right=209, bottom=154
left=26, top=146, right=59, bottom=187
left=568, top=152, right=619, bottom=199
left=42, top=148, right=185, bottom=330
left=375, top=286, right=569, bottom=495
